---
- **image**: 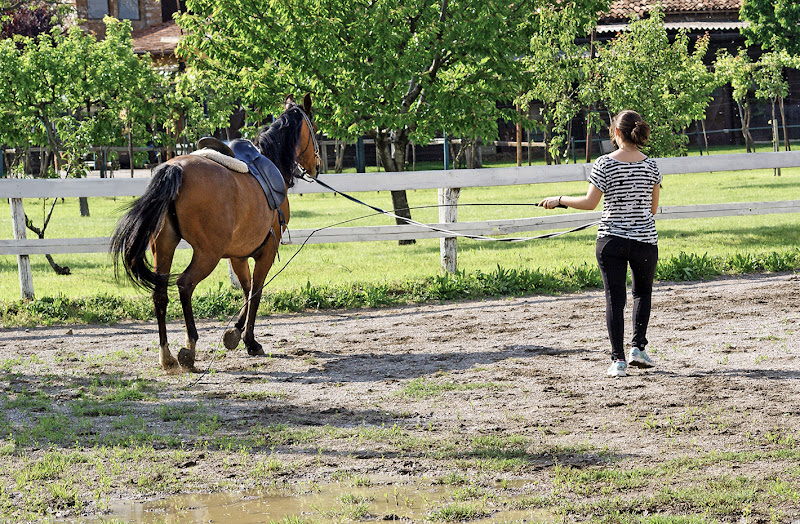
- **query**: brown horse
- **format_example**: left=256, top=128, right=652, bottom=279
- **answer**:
left=111, top=94, right=319, bottom=373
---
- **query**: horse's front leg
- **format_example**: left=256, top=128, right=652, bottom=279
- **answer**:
left=223, top=257, right=253, bottom=350
left=176, top=254, right=220, bottom=371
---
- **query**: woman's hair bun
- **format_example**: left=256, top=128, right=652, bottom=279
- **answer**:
left=613, top=110, right=651, bottom=147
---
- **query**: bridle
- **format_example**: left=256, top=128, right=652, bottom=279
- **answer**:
left=292, top=106, right=321, bottom=180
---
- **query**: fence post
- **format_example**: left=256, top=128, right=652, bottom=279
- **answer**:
left=355, top=137, right=365, bottom=173
left=10, top=198, right=34, bottom=300
left=438, top=187, right=460, bottom=273
left=0, top=148, right=4, bottom=178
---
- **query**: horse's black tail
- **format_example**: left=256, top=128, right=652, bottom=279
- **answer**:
left=110, top=163, right=183, bottom=291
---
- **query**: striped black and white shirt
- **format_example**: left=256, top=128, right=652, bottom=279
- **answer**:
left=588, top=155, right=662, bottom=245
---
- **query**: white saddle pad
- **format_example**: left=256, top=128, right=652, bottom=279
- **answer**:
left=190, top=148, right=248, bottom=173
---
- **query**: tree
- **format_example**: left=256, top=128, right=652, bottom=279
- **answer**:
left=740, top=0, right=800, bottom=55
left=518, top=6, right=606, bottom=164
left=0, top=1, right=59, bottom=39
left=177, top=0, right=606, bottom=240
left=161, top=65, right=242, bottom=151
left=596, top=8, right=718, bottom=157
left=714, top=50, right=757, bottom=152
left=0, top=18, right=164, bottom=176
left=752, top=50, right=799, bottom=173
left=0, top=18, right=167, bottom=271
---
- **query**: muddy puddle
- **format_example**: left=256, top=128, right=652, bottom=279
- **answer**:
left=81, top=479, right=558, bottom=523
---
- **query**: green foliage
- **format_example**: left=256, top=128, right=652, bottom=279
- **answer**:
left=177, top=0, right=610, bottom=172
left=519, top=7, right=601, bottom=161
left=740, top=0, right=800, bottom=55
left=712, top=49, right=800, bottom=152
left=656, top=252, right=718, bottom=281
left=165, top=65, right=243, bottom=144
left=0, top=16, right=236, bottom=175
left=596, top=7, right=718, bottom=157
left=714, top=50, right=755, bottom=107
left=752, top=50, right=798, bottom=103
left=0, top=19, right=165, bottom=174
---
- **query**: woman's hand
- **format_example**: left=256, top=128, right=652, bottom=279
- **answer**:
left=539, top=196, right=563, bottom=209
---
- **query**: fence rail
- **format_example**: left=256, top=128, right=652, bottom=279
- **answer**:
left=3, top=151, right=800, bottom=299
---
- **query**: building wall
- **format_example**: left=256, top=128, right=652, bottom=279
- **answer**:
left=72, top=0, right=169, bottom=36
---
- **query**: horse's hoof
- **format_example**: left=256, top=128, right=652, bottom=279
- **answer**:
left=177, top=347, right=196, bottom=369
left=223, top=327, right=242, bottom=349
left=246, top=342, right=265, bottom=357
left=161, top=360, right=181, bottom=374
left=160, top=354, right=180, bottom=373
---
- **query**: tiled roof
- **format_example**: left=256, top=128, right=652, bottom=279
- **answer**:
left=132, top=20, right=182, bottom=56
left=596, top=20, right=747, bottom=33
left=604, top=0, right=742, bottom=21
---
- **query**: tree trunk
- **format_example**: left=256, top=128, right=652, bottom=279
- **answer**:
left=39, top=150, right=51, bottom=178
left=543, top=126, right=552, bottom=165
left=24, top=148, right=31, bottom=176
left=516, top=104, right=522, bottom=167
left=128, top=128, right=135, bottom=178
left=779, top=96, right=790, bottom=152
left=700, top=120, right=710, bottom=156
left=467, top=139, right=482, bottom=169
left=736, top=100, right=754, bottom=153
left=375, top=130, right=415, bottom=245
left=79, top=197, right=90, bottom=217
left=334, top=140, right=345, bottom=173
left=452, top=140, right=466, bottom=169
left=585, top=31, right=596, bottom=164
left=25, top=201, right=70, bottom=275
left=771, top=98, right=780, bottom=176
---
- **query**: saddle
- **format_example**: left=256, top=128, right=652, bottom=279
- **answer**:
left=195, top=137, right=287, bottom=213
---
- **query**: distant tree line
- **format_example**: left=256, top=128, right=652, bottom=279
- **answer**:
left=1, top=0, right=798, bottom=180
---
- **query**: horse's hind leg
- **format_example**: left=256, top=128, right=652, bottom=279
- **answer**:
left=152, top=228, right=181, bottom=372
left=242, top=247, right=278, bottom=356
left=176, top=252, right=221, bottom=370
left=223, top=257, right=253, bottom=350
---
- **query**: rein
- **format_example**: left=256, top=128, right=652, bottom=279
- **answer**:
left=296, top=173, right=600, bottom=242
left=183, top=180, right=597, bottom=389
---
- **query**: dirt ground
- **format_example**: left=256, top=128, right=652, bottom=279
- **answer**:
left=1, top=272, right=799, bottom=521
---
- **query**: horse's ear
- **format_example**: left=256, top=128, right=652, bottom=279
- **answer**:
left=284, top=95, right=295, bottom=110
left=303, top=93, right=313, bottom=114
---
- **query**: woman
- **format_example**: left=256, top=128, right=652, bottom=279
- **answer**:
left=539, top=110, right=661, bottom=378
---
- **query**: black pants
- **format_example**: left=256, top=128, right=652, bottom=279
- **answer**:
left=595, top=235, right=658, bottom=361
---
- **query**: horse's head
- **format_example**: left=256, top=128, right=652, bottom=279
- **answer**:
left=286, top=94, right=321, bottom=179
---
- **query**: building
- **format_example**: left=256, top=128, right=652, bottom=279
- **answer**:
left=593, top=0, right=799, bottom=148
left=71, top=0, right=181, bottom=67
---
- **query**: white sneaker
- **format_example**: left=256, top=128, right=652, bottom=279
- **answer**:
left=606, top=361, right=627, bottom=377
left=628, top=347, right=655, bottom=368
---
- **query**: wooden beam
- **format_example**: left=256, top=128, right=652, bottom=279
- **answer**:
left=1, top=200, right=798, bottom=255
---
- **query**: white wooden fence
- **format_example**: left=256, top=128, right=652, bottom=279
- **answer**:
left=2, top=151, right=800, bottom=300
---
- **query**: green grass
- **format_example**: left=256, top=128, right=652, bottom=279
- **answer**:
left=1, top=157, right=798, bottom=317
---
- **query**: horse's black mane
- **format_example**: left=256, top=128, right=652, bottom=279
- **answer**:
left=254, top=105, right=305, bottom=188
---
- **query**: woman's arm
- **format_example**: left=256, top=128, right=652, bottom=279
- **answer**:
left=651, top=184, right=660, bottom=215
left=539, top=184, right=603, bottom=210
